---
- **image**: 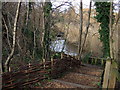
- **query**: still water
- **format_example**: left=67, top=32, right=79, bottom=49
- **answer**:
left=50, top=39, right=78, bottom=56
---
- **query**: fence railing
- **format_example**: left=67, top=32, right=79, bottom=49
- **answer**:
left=2, top=61, right=51, bottom=89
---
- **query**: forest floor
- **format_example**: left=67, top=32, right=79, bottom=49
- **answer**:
left=40, top=64, right=104, bottom=89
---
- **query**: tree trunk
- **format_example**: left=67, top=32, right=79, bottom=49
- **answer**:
left=78, top=0, right=83, bottom=60
left=0, top=1, right=2, bottom=74
left=80, top=0, right=92, bottom=58
left=32, top=3, right=36, bottom=60
left=26, top=2, right=29, bottom=26
left=109, top=1, right=113, bottom=59
left=43, top=1, right=51, bottom=61
left=42, top=2, right=45, bottom=62
left=33, top=29, right=36, bottom=60
left=5, top=0, right=21, bottom=72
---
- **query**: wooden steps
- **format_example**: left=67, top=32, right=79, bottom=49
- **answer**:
left=43, top=64, right=103, bottom=88
left=53, top=79, right=95, bottom=88
left=73, top=64, right=103, bottom=77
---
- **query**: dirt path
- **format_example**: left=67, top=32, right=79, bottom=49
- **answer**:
left=42, top=64, right=103, bottom=88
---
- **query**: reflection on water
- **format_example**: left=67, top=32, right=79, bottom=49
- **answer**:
left=50, top=39, right=78, bottom=56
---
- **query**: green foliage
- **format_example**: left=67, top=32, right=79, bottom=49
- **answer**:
left=43, top=2, right=52, bottom=59
left=23, top=56, right=31, bottom=63
left=112, top=61, right=120, bottom=82
left=82, top=52, right=91, bottom=63
left=94, top=2, right=114, bottom=57
left=117, top=71, right=120, bottom=82
left=2, top=48, right=9, bottom=57
left=52, top=52, right=61, bottom=59
left=96, top=82, right=101, bottom=87
left=22, top=28, right=34, bottom=39
left=34, top=48, right=43, bottom=61
left=44, top=2, right=52, bottom=17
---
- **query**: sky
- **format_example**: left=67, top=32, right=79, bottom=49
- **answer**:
left=52, top=0, right=92, bottom=10
left=2, top=0, right=119, bottom=12
left=51, top=0, right=119, bottom=13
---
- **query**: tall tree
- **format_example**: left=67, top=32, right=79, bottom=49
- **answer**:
left=0, top=2, right=2, bottom=74
left=43, top=0, right=52, bottom=61
left=109, top=1, right=114, bottom=59
left=78, top=0, right=83, bottom=60
left=5, top=0, right=21, bottom=72
left=94, top=2, right=113, bottom=57
left=80, top=0, right=92, bottom=58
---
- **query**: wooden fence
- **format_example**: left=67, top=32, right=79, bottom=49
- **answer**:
left=2, top=61, right=51, bottom=89
left=1, top=55, right=118, bottom=89
left=2, top=55, right=81, bottom=89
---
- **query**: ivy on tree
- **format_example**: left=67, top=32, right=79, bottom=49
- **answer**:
left=43, top=2, right=52, bottom=60
left=94, top=2, right=114, bottom=57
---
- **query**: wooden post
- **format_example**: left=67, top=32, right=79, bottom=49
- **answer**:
left=51, top=58, right=53, bottom=67
left=101, top=59, right=104, bottom=66
left=61, top=52, right=63, bottom=59
left=102, top=60, right=111, bottom=89
left=43, top=59, right=46, bottom=69
left=91, top=58, right=94, bottom=64
left=108, top=61, right=117, bottom=88
left=95, top=58, right=97, bottom=64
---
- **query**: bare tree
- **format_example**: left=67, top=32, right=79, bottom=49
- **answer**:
left=5, top=0, right=21, bottom=72
left=78, top=0, right=83, bottom=60
left=42, top=0, right=52, bottom=61
left=79, top=0, right=92, bottom=60
left=0, top=2, right=2, bottom=74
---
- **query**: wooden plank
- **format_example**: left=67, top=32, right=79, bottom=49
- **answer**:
left=102, top=60, right=111, bottom=88
left=101, top=59, right=104, bottom=66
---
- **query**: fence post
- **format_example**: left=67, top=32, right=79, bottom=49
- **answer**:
left=51, top=58, right=53, bottom=67
left=101, top=59, right=104, bottom=66
left=43, top=59, right=46, bottom=69
left=102, top=60, right=111, bottom=89
left=108, top=61, right=117, bottom=88
left=61, top=52, right=63, bottom=59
